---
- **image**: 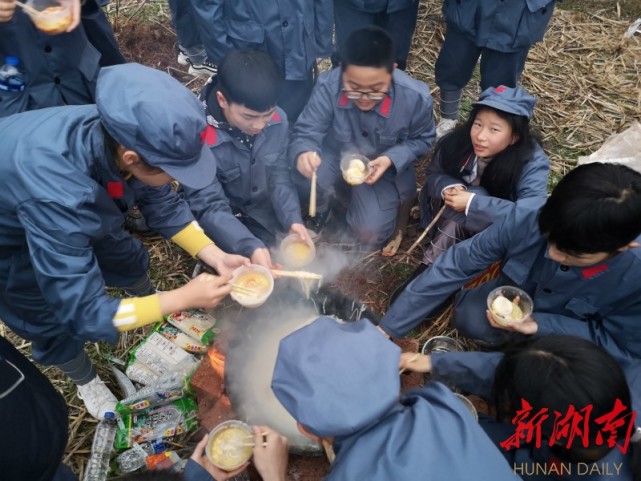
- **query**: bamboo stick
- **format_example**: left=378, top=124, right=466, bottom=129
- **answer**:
left=271, top=269, right=322, bottom=280
left=406, top=205, right=446, bottom=256
left=15, top=1, right=41, bottom=15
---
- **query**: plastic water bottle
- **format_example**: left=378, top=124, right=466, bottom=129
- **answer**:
left=83, top=412, right=117, bottom=481
left=0, top=56, right=26, bottom=92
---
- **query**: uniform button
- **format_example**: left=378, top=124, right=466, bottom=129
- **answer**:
left=54, top=77, right=61, bottom=84
left=362, top=131, right=369, bottom=137
left=560, top=265, right=569, bottom=272
left=44, top=45, right=52, bottom=53
left=251, top=159, right=256, bottom=165
left=543, top=288, right=552, bottom=294
left=252, top=186, right=258, bottom=192
left=282, top=20, right=288, bottom=27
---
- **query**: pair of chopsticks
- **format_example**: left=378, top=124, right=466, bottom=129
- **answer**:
left=16, top=1, right=41, bottom=15
left=240, top=431, right=269, bottom=448
left=271, top=269, right=322, bottom=280
left=239, top=441, right=268, bottom=447
left=229, top=284, right=260, bottom=296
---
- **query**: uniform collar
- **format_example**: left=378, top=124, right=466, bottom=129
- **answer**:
left=337, top=81, right=395, bottom=118
left=542, top=243, right=611, bottom=280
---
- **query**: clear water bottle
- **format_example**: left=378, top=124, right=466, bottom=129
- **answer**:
left=0, top=56, right=26, bottom=92
left=83, top=412, right=117, bottom=481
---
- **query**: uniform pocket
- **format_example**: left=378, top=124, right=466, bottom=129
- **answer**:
left=512, top=2, right=555, bottom=48
left=564, top=298, right=600, bottom=320
left=443, top=0, right=479, bottom=36
left=216, top=163, right=242, bottom=184
left=226, top=18, right=265, bottom=45
left=0, top=88, right=28, bottom=118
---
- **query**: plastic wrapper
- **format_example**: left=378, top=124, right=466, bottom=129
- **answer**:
left=578, top=121, right=641, bottom=173
left=154, top=322, right=208, bottom=353
left=115, top=397, right=198, bottom=450
left=125, top=332, right=198, bottom=386
left=146, top=451, right=182, bottom=471
left=116, top=442, right=148, bottom=473
left=166, top=309, right=218, bottom=344
left=117, top=371, right=193, bottom=414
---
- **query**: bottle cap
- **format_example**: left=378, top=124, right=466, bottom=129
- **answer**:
left=104, top=412, right=115, bottom=419
left=5, top=56, right=19, bottom=66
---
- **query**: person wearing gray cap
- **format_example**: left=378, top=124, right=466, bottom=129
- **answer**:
left=271, top=316, right=520, bottom=480
left=0, top=62, right=249, bottom=420
left=418, top=86, right=548, bottom=268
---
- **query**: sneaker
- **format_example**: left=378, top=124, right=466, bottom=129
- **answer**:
left=436, top=118, right=457, bottom=139
left=177, top=50, right=190, bottom=66
left=188, top=60, right=218, bottom=77
left=77, top=375, right=118, bottom=420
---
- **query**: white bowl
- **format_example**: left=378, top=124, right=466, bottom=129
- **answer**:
left=486, top=286, right=533, bottom=326
left=340, top=154, right=370, bottom=186
left=230, top=264, right=274, bottom=308
left=26, top=0, right=72, bottom=35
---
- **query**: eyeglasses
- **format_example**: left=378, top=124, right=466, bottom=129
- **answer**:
left=342, top=89, right=388, bottom=101
left=0, top=359, right=25, bottom=399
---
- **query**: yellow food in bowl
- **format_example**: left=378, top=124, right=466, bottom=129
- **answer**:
left=282, top=241, right=313, bottom=266
left=209, top=426, right=253, bottom=470
left=32, top=6, right=72, bottom=34
left=490, top=295, right=524, bottom=324
left=342, top=159, right=368, bottom=185
left=234, top=271, right=272, bottom=299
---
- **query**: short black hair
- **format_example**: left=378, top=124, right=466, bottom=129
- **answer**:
left=339, top=26, right=395, bottom=73
left=493, top=335, right=632, bottom=463
left=539, top=163, right=641, bottom=254
left=215, top=49, right=282, bottom=112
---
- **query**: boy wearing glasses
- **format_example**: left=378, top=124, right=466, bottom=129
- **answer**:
left=290, top=26, right=435, bottom=247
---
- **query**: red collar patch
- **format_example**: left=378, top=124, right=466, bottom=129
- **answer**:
left=495, top=85, right=507, bottom=93
left=378, top=95, right=392, bottom=117
left=200, top=125, right=218, bottom=145
left=271, top=111, right=281, bottom=122
left=581, top=263, right=608, bottom=279
left=107, top=181, right=124, bottom=198
left=338, top=92, right=350, bottom=107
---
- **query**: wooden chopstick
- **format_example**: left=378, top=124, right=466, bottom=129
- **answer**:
left=239, top=442, right=268, bottom=447
left=309, top=163, right=318, bottom=217
left=230, top=284, right=260, bottom=296
left=271, top=269, right=322, bottom=280
left=15, top=1, right=41, bottom=15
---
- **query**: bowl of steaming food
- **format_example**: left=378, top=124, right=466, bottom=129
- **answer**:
left=206, top=420, right=253, bottom=471
left=487, top=286, right=533, bottom=326
left=26, top=0, right=73, bottom=35
left=230, top=264, right=274, bottom=308
left=279, top=234, right=315, bottom=268
left=340, top=154, right=370, bottom=186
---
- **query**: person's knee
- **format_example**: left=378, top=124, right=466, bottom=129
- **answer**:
left=349, top=217, right=394, bottom=246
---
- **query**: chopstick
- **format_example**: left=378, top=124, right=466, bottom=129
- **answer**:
left=15, top=1, right=41, bottom=15
left=309, top=154, right=318, bottom=217
left=229, top=284, right=260, bottom=296
left=399, top=353, right=420, bottom=375
left=271, top=269, right=322, bottom=280
left=239, top=442, right=268, bottom=447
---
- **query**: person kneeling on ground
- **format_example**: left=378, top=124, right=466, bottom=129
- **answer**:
left=181, top=49, right=308, bottom=270
left=0, top=63, right=248, bottom=420
left=290, top=26, right=435, bottom=248
left=271, top=316, right=519, bottom=480
left=380, top=163, right=641, bottom=365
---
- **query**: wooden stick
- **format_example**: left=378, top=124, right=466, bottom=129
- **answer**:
left=271, top=269, right=322, bottom=280
left=322, top=439, right=336, bottom=464
left=239, top=442, right=268, bottom=448
left=399, top=353, right=420, bottom=375
left=406, top=205, right=446, bottom=256
left=230, top=284, right=260, bottom=296
left=309, top=167, right=317, bottom=217
left=15, top=1, right=41, bottom=15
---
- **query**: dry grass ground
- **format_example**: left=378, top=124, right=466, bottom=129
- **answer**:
left=1, top=0, right=640, bottom=478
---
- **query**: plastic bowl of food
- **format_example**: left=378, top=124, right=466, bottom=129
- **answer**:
left=279, top=234, right=315, bottom=268
left=26, top=0, right=73, bottom=35
left=340, top=154, right=370, bottom=186
left=206, top=420, right=253, bottom=471
left=486, top=286, right=533, bottom=326
left=421, top=336, right=463, bottom=355
left=230, top=264, right=274, bottom=309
